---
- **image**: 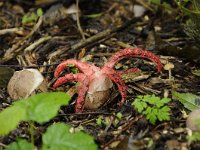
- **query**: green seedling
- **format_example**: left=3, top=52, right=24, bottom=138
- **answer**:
left=116, top=112, right=123, bottom=120
left=22, top=8, right=43, bottom=24
left=132, top=94, right=171, bottom=124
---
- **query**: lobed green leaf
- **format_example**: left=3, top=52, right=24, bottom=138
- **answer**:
left=132, top=95, right=171, bottom=124
left=132, top=100, right=146, bottom=113
left=146, top=111, right=157, bottom=125
left=157, top=108, right=170, bottom=121
left=155, top=98, right=171, bottom=108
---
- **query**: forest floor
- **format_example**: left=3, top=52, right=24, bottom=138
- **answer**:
left=0, top=0, right=200, bottom=150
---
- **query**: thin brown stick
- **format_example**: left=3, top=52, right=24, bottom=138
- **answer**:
left=101, top=115, right=143, bottom=149
left=76, top=0, right=86, bottom=40
left=1, top=16, right=43, bottom=63
left=49, top=17, right=141, bottom=59
left=0, top=27, right=23, bottom=36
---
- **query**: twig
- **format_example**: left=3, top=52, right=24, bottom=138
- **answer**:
left=101, top=115, right=143, bottom=149
left=70, top=17, right=140, bottom=52
left=76, top=0, right=86, bottom=40
left=49, top=17, right=141, bottom=59
left=136, top=0, right=154, bottom=11
left=1, top=16, right=43, bottom=63
left=58, top=111, right=113, bottom=116
left=0, top=143, right=7, bottom=148
left=24, top=36, right=70, bottom=52
left=0, top=27, right=23, bottom=36
left=24, top=36, right=52, bottom=52
left=0, top=63, right=59, bottom=68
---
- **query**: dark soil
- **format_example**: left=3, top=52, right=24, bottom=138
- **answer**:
left=0, top=0, right=200, bottom=150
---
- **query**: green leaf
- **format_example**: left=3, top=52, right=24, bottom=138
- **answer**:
left=192, top=69, right=200, bottom=77
left=146, top=95, right=160, bottom=105
left=157, top=107, right=170, bottom=121
left=84, top=13, right=103, bottom=18
left=0, top=92, right=70, bottom=136
left=172, top=91, right=200, bottom=111
left=42, top=123, right=98, bottom=150
left=146, top=110, right=157, bottom=125
left=160, top=106, right=170, bottom=112
left=37, top=8, right=43, bottom=16
left=0, top=104, right=26, bottom=136
left=143, top=107, right=152, bottom=115
left=187, top=132, right=200, bottom=142
left=5, top=139, right=34, bottom=150
left=133, top=95, right=171, bottom=124
left=116, top=112, right=123, bottom=119
left=141, top=95, right=150, bottom=102
left=132, top=100, right=143, bottom=113
left=96, top=117, right=103, bottom=126
left=22, top=92, right=70, bottom=123
left=155, top=98, right=171, bottom=108
left=22, top=12, right=38, bottom=24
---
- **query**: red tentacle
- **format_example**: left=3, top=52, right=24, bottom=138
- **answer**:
left=53, top=72, right=89, bottom=112
left=102, top=66, right=127, bottom=106
left=54, top=59, right=99, bottom=78
left=104, top=48, right=162, bottom=73
left=53, top=73, right=86, bottom=88
left=75, top=78, right=89, bottom=112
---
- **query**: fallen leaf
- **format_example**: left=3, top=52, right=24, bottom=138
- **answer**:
left=192, top=69, right=200, bottom=77
left=172, top=91, right=200, bottom=111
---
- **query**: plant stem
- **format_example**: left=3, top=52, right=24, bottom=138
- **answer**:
left=28, top=121, right=35, bottom=145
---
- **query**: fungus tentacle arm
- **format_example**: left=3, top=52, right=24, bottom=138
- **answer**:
left=54, top=59, right=99, bottom=77
left=104, top=48, right=162, bottom=73
left=53, top=73, right=87, bottom=88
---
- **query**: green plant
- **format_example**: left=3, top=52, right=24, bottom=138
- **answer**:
left=0, top=92, right=97, bottom=150
left=116, top=112, right=123, bottom=120
left=96, top=117, right=103, bottom=126
left=176, top=0, right=200, bottom=15
left=176, top=0, right=200, bottom=40
left=188, top=132, right=200, bottom=142
left=132, top=95, right=171, bottom=124
left=22, top=8, right=43, bottom=24
left=192, top=69, right=200, bottom=77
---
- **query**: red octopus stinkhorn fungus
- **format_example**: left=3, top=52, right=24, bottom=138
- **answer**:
left=53, top=48, right=162, bottom=112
